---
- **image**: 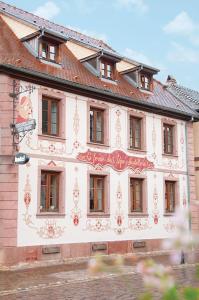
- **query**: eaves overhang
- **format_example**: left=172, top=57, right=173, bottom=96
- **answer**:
left=0, top=63, right=198, bottom=121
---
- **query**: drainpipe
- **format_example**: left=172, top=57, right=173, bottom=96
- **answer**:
left=182, top=118, right=194, bottom=264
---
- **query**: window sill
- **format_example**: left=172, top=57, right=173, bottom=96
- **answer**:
left=38, top=134, right=66, bottom=142
left=87, top=142, right=110, bottom=149
left=128, top=213, right=149, bottom=218
left=162, top=153, right=178, bottom=159
left=87, top=213, right=110, bottom=218
left=101, top=77, right=117, bottom=85
left=164, top=213, right=175, bottom=217
left=36, top=213, right=65, bottom=218
left=38, top=58, right=62, bottom=68
left=128, top=148, right=147, bottom=155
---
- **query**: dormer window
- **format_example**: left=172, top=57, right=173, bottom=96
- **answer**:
left=21, top=28, right=67, bottom=66
left=140, top=73, right=152, bottom=91
left=41, top=40, right=58, bottom=62
left=101, top=59, right=115, bottom=80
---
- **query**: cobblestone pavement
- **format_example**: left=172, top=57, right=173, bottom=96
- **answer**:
left=0, top=263, right=198, bottom=299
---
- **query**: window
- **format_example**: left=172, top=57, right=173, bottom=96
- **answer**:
left=40, top=40, right=58, bottom=62
left=90, top=107, right=104, bottom=144
left=163, top=124, right=174, bottom=155
left=165, top=181, right=175, bottom=213
left=101, top=59, right=114, bottom=80
left=129, top=116, right=141, bottom=150
left=42, top=98, right=59, bottom=136
left=90, top=175, right=105, bottom=212
left=130, top=178, right=143, bottom=213
left=40, top=171, right=59, bottom=212
left=140, top=73, right=151, bottom=90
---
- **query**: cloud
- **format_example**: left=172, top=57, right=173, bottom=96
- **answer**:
left=116, top=0, right=148, bottom=13
left=67, top=25, right=108, bottom=42
left=167, top=42, right=199, bottom=63
left=123, top=48, right=152, bottom=65
left=33, top=1, right=60, bottom=20
left=163, top=11, right=199, bottom=45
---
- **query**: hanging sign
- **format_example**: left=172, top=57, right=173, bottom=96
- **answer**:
left=77, top=150, right=154, bottom=172
left=14, top=153, right=30, bottom=165
left=14, top=119, right=36, bottom=134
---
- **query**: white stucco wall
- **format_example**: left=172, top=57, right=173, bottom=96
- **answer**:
left=17, top=81, right=188, bottom=247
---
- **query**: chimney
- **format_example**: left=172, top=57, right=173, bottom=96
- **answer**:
left=166, top=75, right=177, bottom=86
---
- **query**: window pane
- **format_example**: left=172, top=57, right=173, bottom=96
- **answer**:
left=42, top=43, right=47, bottom=58
left=90, top=110, right=94, bottom=142
left=42, top=100, right=48, bottom=134
left=96, top=111, right=103, bottom=143
left=51, top=102, right=58, bottom=135
left=50, top=175, right=58, bottom=210
left=40, top=173, right=47, bottom=210
left=49, top=45, right=56, bottom=61
left=131, top=179, right=142, bottom=212
left=101, top=63, right=105, bottom=76
left=130, top=117, right=141, bottom=149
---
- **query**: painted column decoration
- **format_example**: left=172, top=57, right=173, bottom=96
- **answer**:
left=73, top=97, right=80, bottom=150
left=71, top=168, right=82, bottom=226
left=113, top=182, right=125, bottom=234
left=152, top=173, right=160, bottom=224
left=115, top=110, right=122, bottom=148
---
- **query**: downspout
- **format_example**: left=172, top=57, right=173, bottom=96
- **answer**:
left=185, top=119, right=193, bottom=232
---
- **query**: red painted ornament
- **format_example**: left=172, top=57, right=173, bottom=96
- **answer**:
left=73, top=215, right=79, bottom=226
left=154, top=215, right=158, bottom=224
left=24, top=192, right=31, bottom=207
left=117, top=216, right=122, bottom=226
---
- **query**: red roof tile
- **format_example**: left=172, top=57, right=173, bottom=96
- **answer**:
left=0, top=15, right=197, bottom=118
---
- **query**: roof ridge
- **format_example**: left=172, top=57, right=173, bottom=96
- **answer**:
left=0, top=1, right=115, bottom=52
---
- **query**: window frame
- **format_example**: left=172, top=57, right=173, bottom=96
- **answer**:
left=38, top=88, right=66, bottom=142
left=42, top=97, right=60, bottom=137
left=87, top=171, right=110, bottom=217
left=37, top=166, right=65, bottom=217
left=140, top=73, right=152, bottom=91
left=128, top=175, right=148, bottom=217
left=89, top=106, right=104, bottom=144
left=162, top=119, right=178, bottom=157
left=87, top=101, right=109, bottom=148
left=164, top=178, right=179, bottom=215
left=128, top=110, right=146, bottom=153
left=100, top=59, right=115, bottom=80
left=39, top=39, right=59, bottom=63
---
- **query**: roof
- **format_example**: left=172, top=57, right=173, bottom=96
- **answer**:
left=167, top=83, right=199, bottom=111
left=0, top=1, right=115, bottom=53
left=0, top=7, right=198, bottom=120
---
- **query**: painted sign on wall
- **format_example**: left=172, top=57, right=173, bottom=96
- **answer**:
left=77, top=150, right=154, bottom=172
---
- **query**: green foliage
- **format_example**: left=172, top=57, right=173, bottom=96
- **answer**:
left=162, top=287, right=179, bottom=300
left=140, top=292, right=153, bottom=300
left=183, top=287, right=199, bottom=300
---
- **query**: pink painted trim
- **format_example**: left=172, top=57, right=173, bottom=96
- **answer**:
left=37, top=165, right=65, bottom=216
left=87, top=169, right=110, bottom=216
left=127, top=109, right=146, bottom=152
left=87, top=100, right=110, bottom=147
left=38, top=87, right=66, bottom=140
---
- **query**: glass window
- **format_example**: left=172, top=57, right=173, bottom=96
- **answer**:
left=163, top=124, right=174, bottom=154
left=130, top=116, right=142, bottom=150
left=90, top=107, right=104, bottom=144
left=130, top=178, right=143, bottom=212
left=42, top=98, right=59, bottom=136
left=101, top=60, right=114, bottom=80
left=40, top=171, right=59, bottom=212
left=89, top=175, right=105, bottom=212
left=165, top=181, right=175, bottom=213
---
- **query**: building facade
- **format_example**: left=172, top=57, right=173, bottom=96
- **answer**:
left=0, top=2, right=198, bottom=266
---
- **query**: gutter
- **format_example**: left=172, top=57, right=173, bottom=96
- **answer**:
left=0, top=63, right=199, bottom=121
left=185, top=122, right=192, bottom=231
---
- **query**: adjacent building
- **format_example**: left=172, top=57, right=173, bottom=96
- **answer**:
left=0, top=1, right=198, bottom=266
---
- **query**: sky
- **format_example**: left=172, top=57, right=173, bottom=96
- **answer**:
left=3, top=0, right=199, bottom=90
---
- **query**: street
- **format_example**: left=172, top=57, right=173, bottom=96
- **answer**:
left=0, top=262, right=198, bottom=299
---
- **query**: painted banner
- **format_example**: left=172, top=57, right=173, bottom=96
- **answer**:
left=77, top=150, right=154, bottom=172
